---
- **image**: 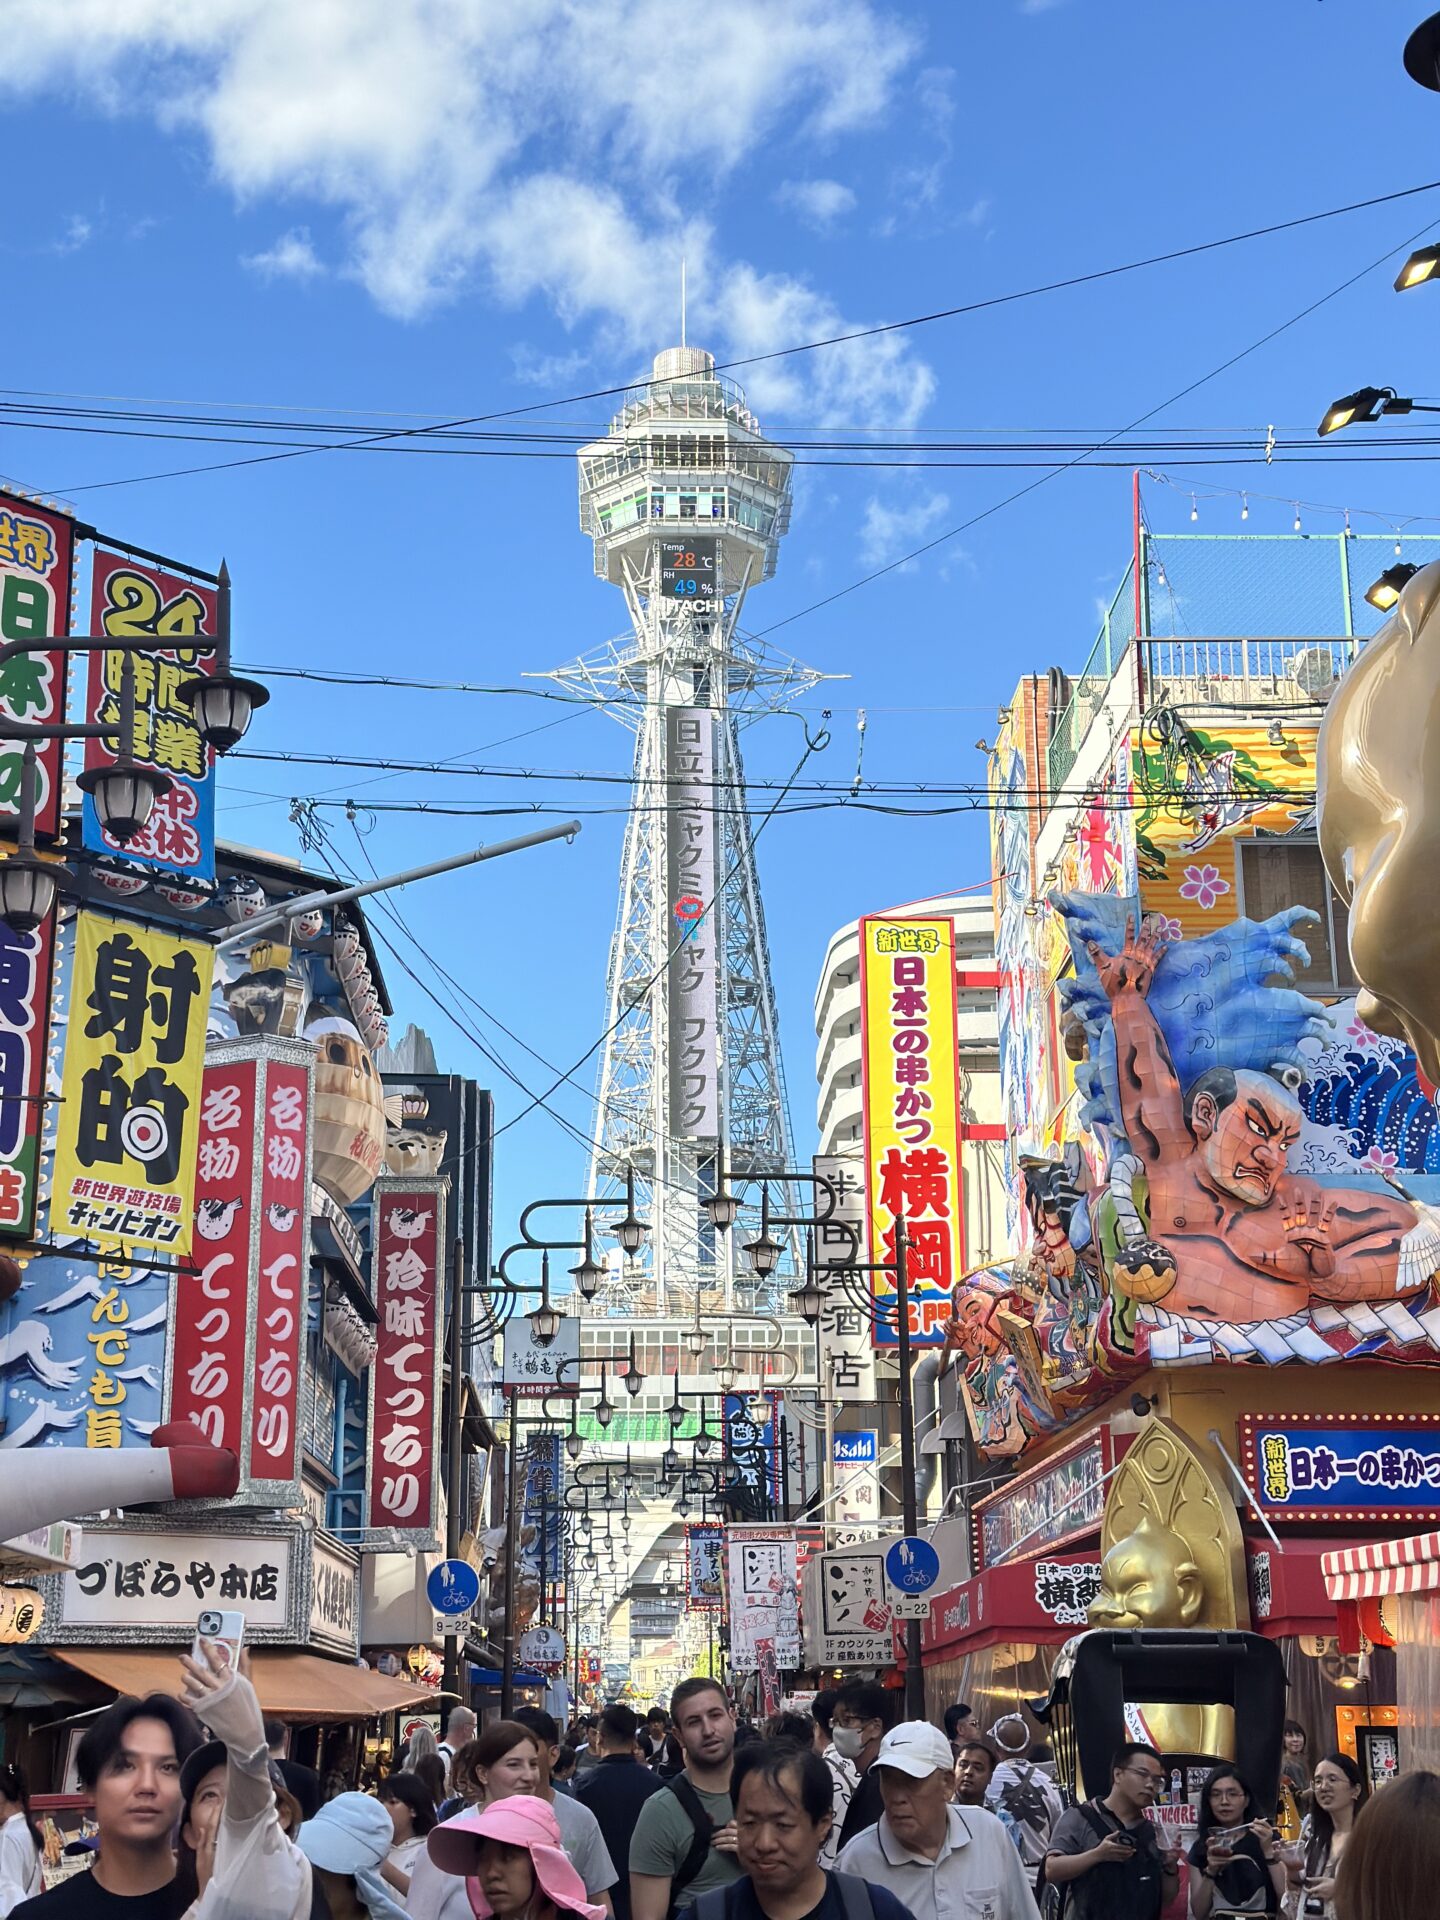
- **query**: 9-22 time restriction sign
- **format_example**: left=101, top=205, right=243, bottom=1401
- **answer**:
left=660, top=536, right=716, bottom=601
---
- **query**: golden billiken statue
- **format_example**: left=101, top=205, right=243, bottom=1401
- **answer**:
left=1087, top=916, right=1440, bottom=1324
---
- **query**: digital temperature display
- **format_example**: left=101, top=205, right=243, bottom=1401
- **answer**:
left=660, top=536, right=717, bottom=600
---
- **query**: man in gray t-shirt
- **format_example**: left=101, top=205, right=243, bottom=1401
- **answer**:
left=630, top=1680, right=743, bottom=1919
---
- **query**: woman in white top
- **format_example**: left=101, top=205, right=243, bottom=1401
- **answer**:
left=0, top=1763, right=42, bottom=1916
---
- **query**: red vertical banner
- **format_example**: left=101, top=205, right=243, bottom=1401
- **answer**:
left=0, top=911, right=55, bottom=1237
left=248, top=1054, right=312, bottom=1489
left=367, top=1177, right=447, bottom=1541
left=170, top=1056, right=260, bottom=1447
left=0, top=493, right=73, bottom=841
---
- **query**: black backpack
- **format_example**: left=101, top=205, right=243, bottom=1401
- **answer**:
left=693, top=1874, right=876, bottom=1920
left=664, top=1775, right=720, bottom=1920
left=1036, top=1803, right=1163, bottom=1920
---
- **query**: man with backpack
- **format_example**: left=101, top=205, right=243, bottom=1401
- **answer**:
left=1042, top=1742, right=1181, bottom=1920
left=690, top=1740, right=914, bottom=1920
left=630, top=1679, right=742, bottom=1920
left=986, top=1742, right=1064, bottom=1889
left=836, top=1723, right=1040, bottom=1920
left=577, top=1705, right=665, bottom=1920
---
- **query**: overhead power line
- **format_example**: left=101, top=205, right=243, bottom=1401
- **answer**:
left=40, top=176, right=1440, bottom=496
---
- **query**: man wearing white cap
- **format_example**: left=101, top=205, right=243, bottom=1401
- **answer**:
left=835, top=1724, right=1040, bottom=1920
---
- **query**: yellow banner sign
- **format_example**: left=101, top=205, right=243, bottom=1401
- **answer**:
left=52, top=913, right=214, bottom=1256
left=860, top=915, right=963, bottom=1348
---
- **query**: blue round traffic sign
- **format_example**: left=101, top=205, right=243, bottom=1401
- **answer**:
left=885, top=1536, right=941, bottom=1594
left=427, top=1559, right=481, bottom=1615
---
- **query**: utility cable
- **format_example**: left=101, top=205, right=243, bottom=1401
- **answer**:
left=42, top=177, right=1440, bottom=495
left=750, top=210, right=1440, bottom=640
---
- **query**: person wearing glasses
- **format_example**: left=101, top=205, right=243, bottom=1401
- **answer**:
left=1042, top=1743, right=1180, bottom=1920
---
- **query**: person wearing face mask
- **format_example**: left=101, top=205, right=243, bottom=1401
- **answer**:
left=832, top=1685, right=894, bottom=1853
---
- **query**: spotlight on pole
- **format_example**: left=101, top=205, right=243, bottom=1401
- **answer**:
left=1396, top=242, right=1440, bottom=291
left=1317, top=387, right=1393, bottom=436
left=1365, top=562, right=1419, bottom=612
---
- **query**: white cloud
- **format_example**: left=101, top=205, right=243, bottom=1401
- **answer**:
left=858, top=489, right=951, bottom=567
left=0, top=1, right=934, bottom=430
left=243, top=226, right=324, bottom=281
left=50, top=214, right=92, bottom=254
left=776, top=179, right=857, bottom=229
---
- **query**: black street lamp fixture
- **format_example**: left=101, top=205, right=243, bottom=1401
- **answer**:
left=0, top=743, right=65, bottom=935
left=622, top=1333, right=644, bottom=1398
left=526, top=1252, right=564, bottom=1345
left=1365, top=562, right=1419, bottom=613
left=788, top=1273, right=826, bottom=1326
left=175, top=563, right=270, bottom=752
left=570, top=1208, right=604, bottom=1301
left=1405, top=11, right=1440, bottom=90
left=1317, top=387, right=1398, bottom=435
left=564, top=1418, right=583, bottom=1463
left=743, top=1185, right=783, bottom=1278
left=661, top=1444, right=681, bottom=1479
left=1396, top=242, right=1440, bottom=291
left=593, top=1360, right=614, bottom=1431
left=701, top=1140, right=740, bottom=1232
left=666, top=1369, right=687, bottom=1432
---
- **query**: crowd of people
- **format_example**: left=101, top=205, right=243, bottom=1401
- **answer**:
left=0, top=1654, right=1435, bottom=1920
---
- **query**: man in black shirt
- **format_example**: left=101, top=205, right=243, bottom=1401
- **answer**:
left=831, top=1683, right=895, bottom=1852
left=1044, top=1741, right=1181, bottom=1920
left=14, top=1692, right=203, bottom=1917
left=577, top=1705, right=665, bottom=1920
left=690, top=1741, right=914, bottom=1920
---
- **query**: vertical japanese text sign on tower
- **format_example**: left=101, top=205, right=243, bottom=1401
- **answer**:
left=367, top=1175, right=448, bottom=1546
left=666, top=706, right=719, bottom=1138
left=859, top=915, right=964, bottom=1348
left=52, top=913, right=214, bottom=1257
left=165, top=1035, right=313, bottom=1507
left=82, top=552, right=219, bottom=882
left=0, top=491, right=73, bottom=841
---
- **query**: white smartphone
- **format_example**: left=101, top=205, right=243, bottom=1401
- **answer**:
left=192, top=1608, right=245, bottom=1670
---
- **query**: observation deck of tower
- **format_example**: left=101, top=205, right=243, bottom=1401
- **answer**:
left=547, top=345, right=832, bottom=1316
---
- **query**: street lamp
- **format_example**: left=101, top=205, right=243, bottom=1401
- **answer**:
left=743, top=1185, right=783, bottom=1279
left=569, top=1209, right=604, bottom=1301
left=1396, top=242, right=1440, bottom=290
left=622, top=1333, right=644, bottom=1398
left=666, top=1369, right=687, bottom=1432
left=526, top=1252, right=563, bottom=1345
left=0, top=744, right=63, bottom=934
left=1317, top=387, right=1395, bottom=435
left=788, top=1272, right=826, bottom=1327
left=1365, top=562, right=1418, bottom=613
left=701, top=1140, right=740, bottom=1232
left=593, top=1361, right=614, bottom=1431
left=175, top=562, right=270, bottom=752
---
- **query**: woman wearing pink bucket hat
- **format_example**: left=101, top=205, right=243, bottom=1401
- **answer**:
left=427, top=1794, right=607, bottom=1920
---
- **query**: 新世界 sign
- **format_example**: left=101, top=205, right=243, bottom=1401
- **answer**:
left=1241, top=1412, right=1440, bottom=1523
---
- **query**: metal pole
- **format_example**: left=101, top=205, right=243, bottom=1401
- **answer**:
left=500, top=1384, right=522, bottom=1718
left=214, top=820, right=582, bottom=952
left=443, top=1240, right=464, bottom=1705
left=894, top=1215, right=924, bottom=1720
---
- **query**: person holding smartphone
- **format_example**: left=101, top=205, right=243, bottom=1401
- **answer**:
left=1042, top=1743, right=1181, bottom=1920
left=1187, top=1766, right=1285, bottom=1916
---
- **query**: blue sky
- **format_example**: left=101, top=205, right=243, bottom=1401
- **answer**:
left=4, top=0, right=1440, bottom=1246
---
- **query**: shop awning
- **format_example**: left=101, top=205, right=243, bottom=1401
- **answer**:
left=52, top=1648, right=446, bottom=1722
left=1322, top=1528, right=1440, bottom=1601
left=918, top=1554, right=1099, bottom=1661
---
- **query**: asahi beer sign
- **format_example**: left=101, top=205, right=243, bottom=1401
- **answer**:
left=666, top=707, right=718, bottom=1138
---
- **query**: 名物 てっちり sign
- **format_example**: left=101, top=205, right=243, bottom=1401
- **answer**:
left=0, top=492, right=73, bottom=842
left=165, top=1038, right=312, bottom=1507
left=52, top=914, right=214, bottom=1256
left=82, top=552, right=218, bottom=882
left=859, top=916, right=964, bottom=1346
left=366, top=1177, right=447, bottom=1544
left=1240, top=1413, right=1440, bottom=1523
left=0, top=912, right=55, bottom=1239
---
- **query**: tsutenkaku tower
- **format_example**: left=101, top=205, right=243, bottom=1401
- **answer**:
left=549, top=346, right=827, bottom=1315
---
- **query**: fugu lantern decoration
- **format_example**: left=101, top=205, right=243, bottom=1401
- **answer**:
left=306, top=1014, right=386, bottom=1206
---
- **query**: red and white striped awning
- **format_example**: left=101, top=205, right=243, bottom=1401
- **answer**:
left=1322, top=1529, right=1440, bottom=1601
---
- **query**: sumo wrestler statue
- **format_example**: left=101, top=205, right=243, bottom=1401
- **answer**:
left=1086, top=916, right=1440, bottom=1324
left=1317, top=558, right=1440, bottom=1086
left=1087, top=1419, right=1246, bottom=1758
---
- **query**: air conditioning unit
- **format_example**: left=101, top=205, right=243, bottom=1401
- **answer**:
left=1290, top=645, right=1342, bottom=703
